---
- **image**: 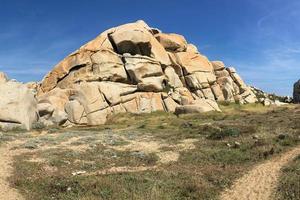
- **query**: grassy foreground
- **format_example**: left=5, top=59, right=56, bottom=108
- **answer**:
left=276, top=155, right=300, bottom=200
left=2, top=103, right=300, bottom=200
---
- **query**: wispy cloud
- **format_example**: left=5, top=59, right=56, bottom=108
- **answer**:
left=223, top=0, right=300, bottom=96
left=257, top=13, right=273, bottom=29
left=231, top=44, right=300, bottom=96
left=0, top=22, right=85, bottom=82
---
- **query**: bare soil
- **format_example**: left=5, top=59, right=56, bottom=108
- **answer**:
left=1, top=104, right=300, bottom=200
left=0, top=142, right=24, bottom=200
left=221, top=145, right=300, bottom=200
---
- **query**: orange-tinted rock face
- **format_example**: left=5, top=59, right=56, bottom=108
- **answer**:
left=38, top=20, right=257, bottom=126
left=155, top=33, right=187, bottom=52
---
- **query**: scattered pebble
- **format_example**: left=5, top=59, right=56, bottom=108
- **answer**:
left=226, top=143, right=232, bottom=148
left=234, top=141, right=241, bottom=148
left=64, top=161, right=71, bottom=165
left=72, top=170, right=86, bottom=176
left=252, top=135, right=259, bottom=139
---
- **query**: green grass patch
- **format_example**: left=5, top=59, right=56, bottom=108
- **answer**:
left=276, top=155, right=300, bottom=200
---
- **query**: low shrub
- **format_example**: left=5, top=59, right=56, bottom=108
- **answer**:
left=207, top=128, right=240, bottom=140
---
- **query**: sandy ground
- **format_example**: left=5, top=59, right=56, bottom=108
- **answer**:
left=0, top=135, right=198, bottom=199
left=220, top=145, right=300, bottom=200
left=112, top=138, right=197, bottom=164
left=0, top=142, right=24, bottom=200
left=1, top=133, right=299, bottom=200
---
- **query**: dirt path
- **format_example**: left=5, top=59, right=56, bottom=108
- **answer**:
left=0, top=142, right=24, bottom=200
left=220, top=145, right=300, bottom=200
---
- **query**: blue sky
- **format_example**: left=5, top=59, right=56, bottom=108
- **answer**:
left=0, top=0, right=299, bottom=95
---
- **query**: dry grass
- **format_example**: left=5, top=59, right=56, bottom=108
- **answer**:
left=2, top=103, right=300, bottom=200
left=276, top=155, right=300, bottom=200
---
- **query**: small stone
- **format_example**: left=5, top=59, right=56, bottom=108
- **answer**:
left=71, top=170, right=86, bottom=176
left=226, top=143, right=232, bottom=148
left=252, top=135, right=259, bottom=139
left=233, top=141, right=241, bottom=148
left=112, top=155, right=118, bottom=158
left=64, top=161, right=71, bottom=165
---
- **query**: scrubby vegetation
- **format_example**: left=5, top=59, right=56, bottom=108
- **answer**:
left=1, top=104, right=299, bottom=200
left=276, top=155, right=300, bottom=200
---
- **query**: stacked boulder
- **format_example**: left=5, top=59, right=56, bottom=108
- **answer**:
left=212, top=62, right=257, bottom=104
left=0, top=73, right=38, bottom=130
left=35, top=20, right=257, bottom=126
left=252, top=86, right=291, bottom=106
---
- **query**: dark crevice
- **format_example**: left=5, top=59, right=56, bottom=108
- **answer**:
left=108, top=33, right=133, bottom=85
left=0, top=119, right=20, bottom=124
left=160, top=64, right=168, bottom=70
left=115, top=41, right=151, bottom=56
left=56, top=64, right=87, bottom=86
left=138, top=43, right=152, bottom=56
left=98, top=87, right=113, bottom=107
left=107, top=33, right=119, bottom=54
left=102, top=92, right=112, bottom=106
left=120, top=56, right=133, bottom=84
left=162, top=79, right=168, bottom=90
left=85, top=106, right=109, bottom=115
left=161, top=96, right=168, bottom=112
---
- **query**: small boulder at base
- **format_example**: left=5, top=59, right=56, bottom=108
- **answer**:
left=0, top=76, right=38, bottom=130
left=174, top=99, right=220, bottom=115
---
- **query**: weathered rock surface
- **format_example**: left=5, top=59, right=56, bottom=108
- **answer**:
left=0, top=21, right=264, bottom=129
left=0, top=21, right=291, bottom=130
left=36, top=20, right=260, bottom=126
left=0, top=78, right=38, bottom=130
left=155, top=33, right=187, bottom=52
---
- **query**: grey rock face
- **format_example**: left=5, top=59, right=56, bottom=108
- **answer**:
left=293, top=80, right=300, bottom=103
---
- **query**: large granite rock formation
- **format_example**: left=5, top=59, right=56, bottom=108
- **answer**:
left=36, top=20, right=258, bottom=127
